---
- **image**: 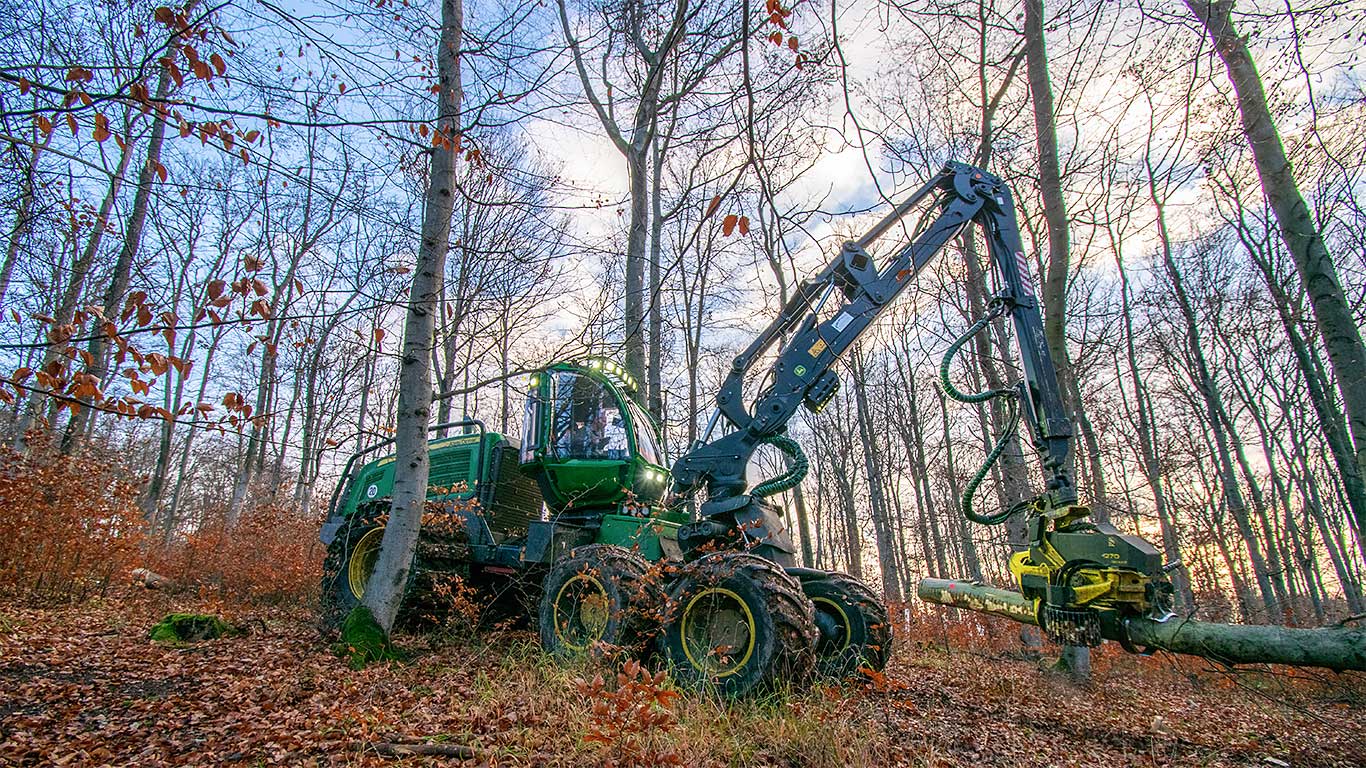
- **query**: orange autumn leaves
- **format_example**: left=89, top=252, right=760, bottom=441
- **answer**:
left=704, top=195, right=751, bottom=238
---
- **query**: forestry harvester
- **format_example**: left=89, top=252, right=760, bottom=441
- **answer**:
left=319, top=163, right=1365, bottom=696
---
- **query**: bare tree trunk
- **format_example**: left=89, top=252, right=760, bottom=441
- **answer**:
left=1114, top=244, right=1193, bottom=608
left=143, top=311, right=196, bottom=524
left=1234, top=221, right=1366, bottom=566
left=1023, top=3, right=1087, bottom=672
left=1154, top=191, right=1278, bottom=620
left=1214, top=401, right=1292, bottom=613
left=362, top=0, right=462, bottom=636
left=1290, top=421, right=1366, bottom=613
left=647, top=141, right=665, bottom=418
left=17, top=123, right=134, bottom=445
left=556, top=0, right=684, bottom=386
left=622, top=148, right=649, bottom=386
left=64, top=38, right=177, bottom=450
left=166, top=329, right=222, bottom=539
left=1022, top=0, right=1071, bottom=396
left=1185, top=0, right=1366, bottom=545
left=295, top=297, right=353, bottom=507
left=789, top=474, right=815, bottom=569
left=850, top=351, right=901, bottom=601
left=0, top=130, right=51, bottom=307
left=938, top=387, right=982, bottom=581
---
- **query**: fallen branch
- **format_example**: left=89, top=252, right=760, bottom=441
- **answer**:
left=353, top=740, right=479, bottom=759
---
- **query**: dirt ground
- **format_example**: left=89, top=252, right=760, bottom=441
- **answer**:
left=1, top=592, right=1361, bottom=767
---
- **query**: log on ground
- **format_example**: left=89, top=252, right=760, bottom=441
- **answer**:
left=917, top=577, right=1366, bottom=672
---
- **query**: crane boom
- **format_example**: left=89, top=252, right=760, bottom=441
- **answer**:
left=671, top=162, right=1173, bottom=648
left=672, top=163, right=1071, bottom=546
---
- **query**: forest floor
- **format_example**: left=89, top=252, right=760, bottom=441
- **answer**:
left=0, top=591, right=1362, bottom=767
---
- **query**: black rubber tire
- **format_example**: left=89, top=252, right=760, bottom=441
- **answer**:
left=802, top=571, right=892, bottom=679
left=318, top=502, right=472, bottom=637
left=657, top=553, right=817, bottom=697
left=402, top=505, right=473, bottom=629
left=538, top=544, right=663, bottom=657
left=319, top=505, right=387, bottom=638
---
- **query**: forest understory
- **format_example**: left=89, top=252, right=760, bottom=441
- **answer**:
left=2, top=591, right=1361, bottom=768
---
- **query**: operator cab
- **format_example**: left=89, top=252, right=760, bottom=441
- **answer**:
left=519, top=358, right=670, bottom=518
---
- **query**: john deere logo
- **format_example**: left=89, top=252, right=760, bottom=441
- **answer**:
left=794, top=365, right=808, bottom=377
left=366, top=484, right=379, bottom=499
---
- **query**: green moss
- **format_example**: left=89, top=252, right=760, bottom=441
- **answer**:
left=148, top=613, right=240, bottom=645
left=335, top=604, right=404, bottom=669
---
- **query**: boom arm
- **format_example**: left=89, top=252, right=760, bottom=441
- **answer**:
left=671, top=162, right=1075, bottom=510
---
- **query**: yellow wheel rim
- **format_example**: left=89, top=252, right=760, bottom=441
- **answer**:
left=679, top=587, right=757, bottom=679
left=348, top=527, right=385, bottom=600
left=812, top=597, right=852, bottom=654
left=553, top=574, right=610, bottom=651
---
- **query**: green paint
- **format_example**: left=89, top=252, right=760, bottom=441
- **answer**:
left=519, top=360, right=672, bottom=514
left=337, top=432, right=494, bottom=521
left=597, top=513, right=681, bottom=560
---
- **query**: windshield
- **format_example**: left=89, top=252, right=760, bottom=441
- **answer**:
left=626, top=401, right=663, bottom=465
left=551, top=371, right=629, bottom=460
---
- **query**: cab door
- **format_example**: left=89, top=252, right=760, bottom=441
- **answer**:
left=526, top=368, right=631, bottom=511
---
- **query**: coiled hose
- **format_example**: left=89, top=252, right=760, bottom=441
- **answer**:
left=752, top=434, right=808, bottom=498
left=940, top=303, right=1024, bottom=526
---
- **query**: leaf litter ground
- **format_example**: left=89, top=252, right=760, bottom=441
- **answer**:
left=0, top=592, right=1361, bottom=767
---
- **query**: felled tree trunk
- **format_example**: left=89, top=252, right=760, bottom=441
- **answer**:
left=918, top=578, right=1366, bottom=672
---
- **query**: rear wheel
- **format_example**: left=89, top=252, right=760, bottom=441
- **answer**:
left=538, top=544, right=662, bottom=657
left=319, top=502, right=472, bottom=636
left=319, top=507, right=387, bottom=636
left=802, top=572, right=891, bottom=679
left=657, top=553, right=817, bottom=697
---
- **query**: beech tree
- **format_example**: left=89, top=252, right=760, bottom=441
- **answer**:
left=1183, top=0, right=1366, bottom=546
left=357, top=0, right=463, bottom=641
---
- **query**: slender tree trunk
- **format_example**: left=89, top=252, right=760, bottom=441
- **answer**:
left=1291, top=426, right=1366, bottom=613
left=1114, top=246, right=1193, bottom=607
left=938, top=387, right=982, bottom=580
left=1238, top=226, right=1366, bottom=565
left=647, top=142, right=665, bottom=418
left=850, top=352, right=901, bottom=601
left=1185, top=0, right=1366, bottom=544
left=17, top=125, right=135, bottom=444
left=143, top=320, right=196, bottom=524
left=1022, top=0, right=1072, bottom=398
left=1156, top=221, right=1278, bottom=619
left=166, top=330, right=222, bottom=539
left=1215, top=403, right=1292, bottom=614
left=623, top=147, right=649, bottom=386
left=363, top=0, right=462, bottom=635
left=63, top=47, right=177, bottom=451
left=0, top=130, right=52, bottom=307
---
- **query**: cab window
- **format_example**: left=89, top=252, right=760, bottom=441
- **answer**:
left=519, top=384, right=544, bottom=464
left=626, top=400, right=663, bottom=465
left=551, top=371, right=628, bottom=460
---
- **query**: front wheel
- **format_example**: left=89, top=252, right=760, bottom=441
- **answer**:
left=657, top=553, right=817, bottom=697
left=802, top=572, right=891, bottom=679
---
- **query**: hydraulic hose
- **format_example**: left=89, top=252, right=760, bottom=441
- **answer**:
left=939, top=302, right=1021, bottom=526
left=751, top=434, right=808, bottom=498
